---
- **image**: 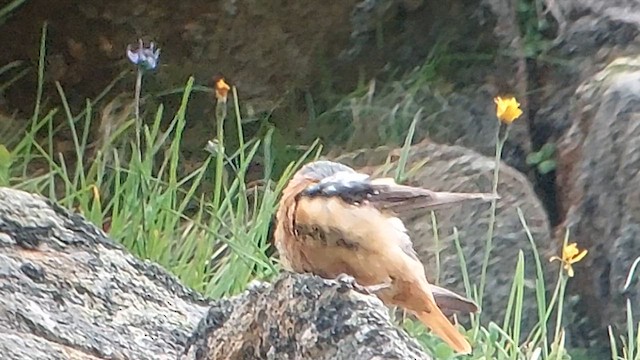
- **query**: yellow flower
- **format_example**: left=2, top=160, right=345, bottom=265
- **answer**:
left=550, top=242, right=588, bottom=277
left=494, top=96, right=523, bottom=124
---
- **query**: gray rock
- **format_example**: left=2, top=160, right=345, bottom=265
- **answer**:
left=534, top=0, right=640, bottom=144
left=556, top=56, right=640, bottom=348
left=0, top=186, right=432, bottom=359
left=477, top=0, right=640, bottom=348
left=0, top=187, right=211, bottom=360
left=182, top=274, right=432, bottom=360
left=1, top=0, right=428, bottom=114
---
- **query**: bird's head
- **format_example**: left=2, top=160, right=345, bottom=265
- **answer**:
left=274, top=161, right=357, bottom=250
left=280, top=160, right=366, bottom=207
left=293, top=160, right=356, bottom=183
left=288, top=160, right=375, bottom=204
left=280, top=161, right=354, bottom=205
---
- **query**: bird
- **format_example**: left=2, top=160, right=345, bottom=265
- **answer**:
left=274, top=160, right=497, bottom=354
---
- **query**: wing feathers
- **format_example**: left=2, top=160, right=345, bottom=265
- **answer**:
left=368, top=182, right=497, bottom=214
left=299, top=172, right=497, bottom=215
left=281, top=161, right=487, bottom=354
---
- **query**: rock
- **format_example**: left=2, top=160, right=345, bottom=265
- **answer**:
left=182, top=274, right=432, bottom=360
left=331, top=139, right=553, bottom=334
left=2, top=0, right=464, bottom=186
left=555, top=56, right=640, bottom=348
left=533, top=0, right=640, bottom=144
left=0, top=0, right=429, bottom=114
left=324, top=78, right=530, bottom=171
left=530, top=0, right=640, bottom=350
left=0, top=187, right=211, bottom=359
left=320, top=0, right=536, bottom=168
left=1, top=0, right=535, bottom=176
left=0, top=186, right=433, bottom=359
left=544, top=0, right=640, bottom=49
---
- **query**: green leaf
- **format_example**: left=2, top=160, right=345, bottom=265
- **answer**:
left=526, top=151, right=542, bottom=166
left=538, top=18, right=550, bottom=31
left=0, top=144, right=11, bottom=186
left=517, top=0, right=531, bottom=13
left=539, top=143, right=556, bottom=158
left=0, top=0, right=28, bottom=25
left=0, top=144, right=12, bottom=168
left=537, top=159, right=557, bottom=174
left=433, top=342, right=454, bottom=359
left=488, top=321, right=501, bottom=343
left=523, top=43, right=538, bottom=58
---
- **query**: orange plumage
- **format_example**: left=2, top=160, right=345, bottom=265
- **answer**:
left=274, top=160, right=495, bottom=354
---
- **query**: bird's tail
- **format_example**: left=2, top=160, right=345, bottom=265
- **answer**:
left=414, top=307, right=472, bottom=354
left=429, top=283, right=480, bottom=315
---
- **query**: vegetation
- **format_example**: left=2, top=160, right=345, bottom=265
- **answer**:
left=1, top=22, right=638, bottom=360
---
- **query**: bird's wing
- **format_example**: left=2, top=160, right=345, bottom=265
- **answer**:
left=296, top=176, right=484, bottom=306
left=293, top=171, right=422, bottom=266
left=300, top=171, right=497, bottom=215
left=295, top=188, right=421, bottom=263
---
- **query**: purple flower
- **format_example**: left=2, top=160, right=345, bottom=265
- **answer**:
left=126, top=39, right=160, bottom=70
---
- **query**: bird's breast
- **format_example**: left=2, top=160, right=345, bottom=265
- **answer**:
left=285, top=222, right=393, bottom=286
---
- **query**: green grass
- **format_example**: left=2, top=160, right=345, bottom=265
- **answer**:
left=1, top=23, right=638, bottom=360
left=4, top=70, right=322, bottom=295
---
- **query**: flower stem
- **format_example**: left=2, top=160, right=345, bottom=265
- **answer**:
left=552, top=232, right=571, bottom=343
left=134, top=68, right=143, bottom=150
left=526, top=263, right=563, bottom=355
left=131, top=67, right=146, bottom=257
left=212, top=99, right=228, bottom=217
left=478, top=124, right=510, bottom=309
left=553, top=275, right=568, bottom=341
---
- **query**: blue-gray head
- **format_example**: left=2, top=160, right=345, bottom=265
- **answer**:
left=294, top=160, right=374, bottom=202
left=296, top=160, right=356, bottom=182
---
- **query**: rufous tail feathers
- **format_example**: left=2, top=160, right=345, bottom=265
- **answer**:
left=414, top=308, right=472, bottom=354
